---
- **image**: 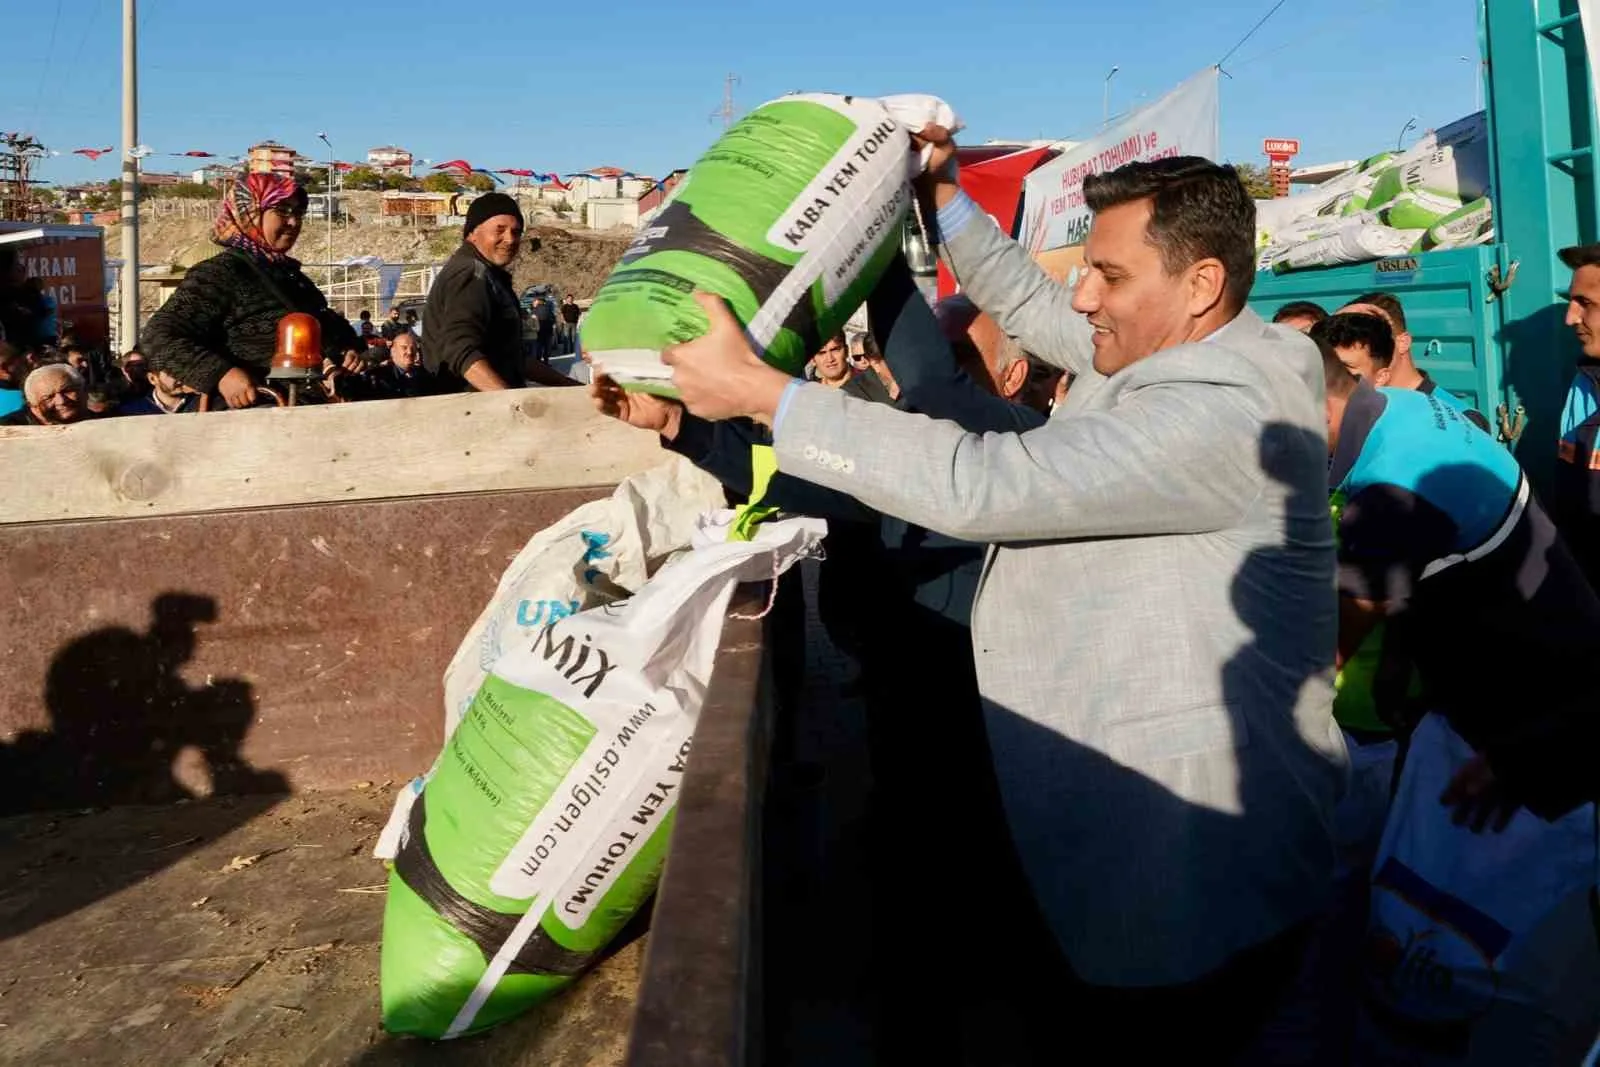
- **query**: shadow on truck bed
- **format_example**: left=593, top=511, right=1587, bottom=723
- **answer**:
left=0, top=592, right=289, bottom=941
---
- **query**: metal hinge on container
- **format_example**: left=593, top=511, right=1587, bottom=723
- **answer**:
left=1486, top=261, right=1520, bottom=302
left=1497, top=402, right=1527, bottom=446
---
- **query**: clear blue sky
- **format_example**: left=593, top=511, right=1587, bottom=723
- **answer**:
left=4, top=0, right=1481, bottom=187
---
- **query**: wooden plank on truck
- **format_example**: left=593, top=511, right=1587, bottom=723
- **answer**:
left=0, top=387, right=668, bottom=525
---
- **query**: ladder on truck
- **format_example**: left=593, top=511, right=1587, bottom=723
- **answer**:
left=1483, top=0, right=1600, bottom=473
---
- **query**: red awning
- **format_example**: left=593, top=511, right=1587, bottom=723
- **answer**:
left=937, top=146, right=1056, bottom=298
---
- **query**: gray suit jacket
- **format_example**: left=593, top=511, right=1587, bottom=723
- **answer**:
left=772, top=208, right=1348, bottom=986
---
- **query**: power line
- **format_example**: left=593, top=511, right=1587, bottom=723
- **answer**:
left=29, top=0, right=66, bottom=130
left=1217, top=0, right=1293, bottom=70
left=1226, top=0, right=1397, bottom=74
left=66, top=0, right=106, bottom=71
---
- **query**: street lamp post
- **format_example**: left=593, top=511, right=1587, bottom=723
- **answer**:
left=1397, top=115, right=1419, bottom=152
left=1460, top=55, right=1484, bottom=113
left=119, top=0, right=140, bottom=351
left=1103, top=66, right=1120, bottom=126
left=317, top=132, right=334, bottom=300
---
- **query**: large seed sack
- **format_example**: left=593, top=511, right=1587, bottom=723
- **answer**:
left=1252, top=111, right=1490, bottom=270
left=1271, top=222, right=1425, bottom=274
left=582, top=93, right=946, bottom=392
left=1355, top=713, right=1600, bottom=1066
left=1411, top=197, right=1494, bottom=253
left=379, top=517, right=824, bottom=1040
left=1365, top=120, right=1490, bottom=219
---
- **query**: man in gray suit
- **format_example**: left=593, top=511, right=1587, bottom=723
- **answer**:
left=668, top=150, right=1348, bottom=1058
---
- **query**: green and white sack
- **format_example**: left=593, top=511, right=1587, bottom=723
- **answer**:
left=1412, top=197, right=1495, bottom=253
left=379, top=515, right=824, bottom=1039
left=582, top=92, right=958, bottom=393
left=438, top=457, right=728, bottom=735
left=1272, top=222, right=1425, bottom=273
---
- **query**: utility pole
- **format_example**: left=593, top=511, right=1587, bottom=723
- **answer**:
left=1103, top=66, right=1120, bottom=127
left=119, top=0, right=141, bottom=351
left=318, top=132, right=334, bottom=295
left=710, top=73, right=740, bottom=128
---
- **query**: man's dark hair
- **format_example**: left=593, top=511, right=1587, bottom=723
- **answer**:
left=1083, top=156, right=1258, bottom=311
left=1559, top=244, right=1600, bottom=271
left=1314, top=335, right=1358, bottom=399
left=359, top=309, right=372, bottom=321
left=1273, top=300, right=1328, bottom=326
left=1352, top=291, right=1408, bottom=333
left=1310, top=312, right=1396, bottom=370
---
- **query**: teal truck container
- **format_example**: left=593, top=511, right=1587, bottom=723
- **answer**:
left=1249, top=0, right=1599, bottom=492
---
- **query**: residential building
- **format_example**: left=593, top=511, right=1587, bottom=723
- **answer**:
left=565, top=166, right=653, bottom=207
left=585, top=197, right=640, bottom=230
left=247, top=141, right=297, bottom=176
left=367, top=146, right=415, bottom=178
left=636, top=170, right=688, bottom=221
left=57, top=182, right=112, bottom=207
left=380, top=190, right=453, bottom=225
left=190, top=163, right=235, bottom=186
left=138, top=171, right=184, bottom=188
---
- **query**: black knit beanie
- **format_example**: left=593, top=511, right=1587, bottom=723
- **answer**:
left=463, top=192, right=523, bottom=238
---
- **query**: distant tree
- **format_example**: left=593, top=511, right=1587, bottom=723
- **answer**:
left=380, top=171, right=411, bottom=191
left=421, top=172, right=460, bottom=194
left=465, top=173, right=496, bottom=193
left=169, top=182, right=217, bottom=200
left=344, top=166, right=384, bottom=191
left=297, top=168, right=329, bottom=194
left=1232, top=162, right=1276, bottom=200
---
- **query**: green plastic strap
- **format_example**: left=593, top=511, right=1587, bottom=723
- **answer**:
left=729, top=445, right=780, bottom=542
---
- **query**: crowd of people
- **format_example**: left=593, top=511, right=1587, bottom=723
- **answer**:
left=6, top=127, right=1600, bottom=1063
left=590, top=141, right=1600, bottom=1065
left=0, top=178, right=584, bottom=427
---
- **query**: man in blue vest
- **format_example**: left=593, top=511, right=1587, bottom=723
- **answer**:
left=1319, top=332, right=1600, bottom=822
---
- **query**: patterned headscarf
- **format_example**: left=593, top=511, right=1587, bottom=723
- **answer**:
left=212, top=172, right=307, bottom=264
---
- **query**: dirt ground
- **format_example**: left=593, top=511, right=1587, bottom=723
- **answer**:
left=0, top=790, right=643, bottom=1067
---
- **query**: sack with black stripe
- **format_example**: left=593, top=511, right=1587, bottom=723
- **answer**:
left=379, top=514, right=823, bottom=1039
left=582, top=91, right=959, bottom=394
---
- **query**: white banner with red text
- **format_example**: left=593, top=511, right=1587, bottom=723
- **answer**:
left=1021, top=67, right=1221, bottom=254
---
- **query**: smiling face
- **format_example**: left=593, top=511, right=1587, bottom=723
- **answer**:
left=261, top=202, right=304, bottom=254
left=29, top=371, right=85, bottom=424
left=1070, top=198, right=1214, bottom=376
left=468, top=215, right=523, bottom=268
left=1568, top=264, right=1600, bottom=358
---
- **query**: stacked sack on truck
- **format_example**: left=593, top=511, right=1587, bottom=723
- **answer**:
left=1256, top=112, right=1493, bottom=273
left=582, top=91, right=959, bottom=392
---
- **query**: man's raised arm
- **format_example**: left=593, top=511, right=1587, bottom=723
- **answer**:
left=918, top=148, right=1095, bottom=379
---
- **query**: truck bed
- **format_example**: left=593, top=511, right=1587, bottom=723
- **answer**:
left=0, top=789, right=642, bottom=1067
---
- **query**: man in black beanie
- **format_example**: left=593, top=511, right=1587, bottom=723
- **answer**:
left=424, top=192, right=575, bottom=391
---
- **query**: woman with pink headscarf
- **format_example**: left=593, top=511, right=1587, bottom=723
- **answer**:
left=142, top=173, right=364, bottom=408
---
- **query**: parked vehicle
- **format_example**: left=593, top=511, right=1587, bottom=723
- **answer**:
left=1249, top=0, right=1595, bottom=493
